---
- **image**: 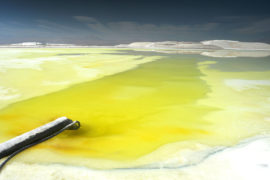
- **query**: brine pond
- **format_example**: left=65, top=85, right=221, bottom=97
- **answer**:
left=0, top=48, right=270, bottom=172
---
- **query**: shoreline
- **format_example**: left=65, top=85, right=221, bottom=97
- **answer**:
left=1, top=134, right=270, bottom=180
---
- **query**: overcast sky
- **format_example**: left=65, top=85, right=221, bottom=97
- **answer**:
left=0, top=0, right=270, bottom=45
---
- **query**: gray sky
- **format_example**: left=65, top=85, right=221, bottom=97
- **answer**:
left=0, top=0, right=270, bottom=45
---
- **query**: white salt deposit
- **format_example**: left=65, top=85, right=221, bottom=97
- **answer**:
left=0, top=87, right=21, bottom=101
left=201, top=40, right=270, bottom=50
left=225, top=79, right=270, bottom=91
left=1, top=136, right=270, bottom=180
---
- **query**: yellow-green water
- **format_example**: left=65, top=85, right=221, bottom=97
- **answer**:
left=0, top=49, right=270, bottom=167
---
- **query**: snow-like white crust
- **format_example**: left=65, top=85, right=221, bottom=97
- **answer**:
left=0, top=117, right=68, bottom=153
left=201, top=40, right=270, bottom=50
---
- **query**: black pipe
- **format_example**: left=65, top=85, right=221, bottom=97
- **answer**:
left=0, top=117, right=80, bottom=172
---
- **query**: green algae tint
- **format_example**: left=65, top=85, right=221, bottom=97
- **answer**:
left=0, top=52, right=270, bottom=163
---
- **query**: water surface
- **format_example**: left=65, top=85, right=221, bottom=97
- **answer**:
left=0, top=49, right=270, bottom=168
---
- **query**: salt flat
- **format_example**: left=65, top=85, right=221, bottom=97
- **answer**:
left=0, top=45, right=270, bottom=179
